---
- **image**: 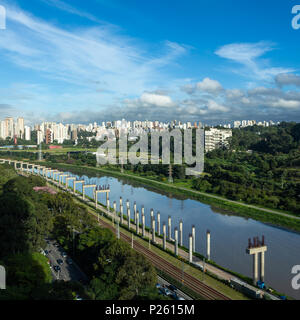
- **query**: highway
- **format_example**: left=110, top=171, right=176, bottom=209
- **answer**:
left=44, top=239, right=88, bottom=284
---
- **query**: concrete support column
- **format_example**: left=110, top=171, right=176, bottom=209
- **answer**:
left=260, top=252, right=265, bottom=282
left=106, top=192, right=110, bottom=211
left=136, top=210, right=139, bottom=235
left=120, top=197, right=123, bottom=225
left=117, top=221, right=120, bottom=239
left=141, top=206, right=145, bottom=217
left=168, top=216, right=172, bottom=240
left=189, top=234, right=193, bottom=263
left=127, top=207, right=131, bottom=230
left=95, top=192, right=98, bottom=210
left=150, top=208, right=154, bottom=225
left=253, top=253, right=258, bottom=285
left=179, top=219, right=183, bottom=246
left=174, top=227, right=178, bottom=256
left=163, top=223, right=166, bottom=250
left=142, top=212, right=145, bottom=237
left=152, top=218, right=156, bottom=243
left=113, top=201, right=117, bottom=224
left=192, top=225, right=196, bottom=253
left=207, top=230, right=211, bottom=261
left=134, top=202, right=137, bottom=224
left=157, top=212, right=161, bottom=236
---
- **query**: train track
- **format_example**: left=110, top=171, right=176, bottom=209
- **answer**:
left=45, top=180, right=231, bottom=300
left=99, top=216, right=231, bottom=300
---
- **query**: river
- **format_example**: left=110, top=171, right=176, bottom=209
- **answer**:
left=49, top=168, right=300, bottom=299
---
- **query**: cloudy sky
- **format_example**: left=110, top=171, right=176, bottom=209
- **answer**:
left=0, top=0, right=300, bottom=125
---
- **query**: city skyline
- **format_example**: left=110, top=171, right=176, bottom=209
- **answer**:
left=0, top=1, right=300, bottom=124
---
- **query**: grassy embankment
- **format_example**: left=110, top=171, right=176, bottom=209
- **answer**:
left=36, top=161, right=300, bottom=233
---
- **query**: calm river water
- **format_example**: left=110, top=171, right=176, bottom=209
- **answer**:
left=51, top=168, right=300, bottom=299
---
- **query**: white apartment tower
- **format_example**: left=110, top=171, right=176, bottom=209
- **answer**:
left=205, top=128, right=232, bottom=152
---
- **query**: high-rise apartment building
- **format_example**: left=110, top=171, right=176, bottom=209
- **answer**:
left=16, top=117, right=25, bottom=139
left=205, top=128, right=232, bottom=152
left=46, top=128, right=53, bottom=144
left=24, top=126, right=31, bottom=141
left=37, top=130, right=44, bottom=145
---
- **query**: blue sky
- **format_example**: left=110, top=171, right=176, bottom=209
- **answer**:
left=0, top=0, right=300, bottom=124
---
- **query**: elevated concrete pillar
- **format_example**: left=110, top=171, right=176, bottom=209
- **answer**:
left=174, top=227, right=178, bottom=256
left=163, top=223, right=166, bottom=250
left=152, top=217, right=156, bottom=243
left=113, top=201, right=117, bottom=224
left=127, top=207, right=131, bottom=230
left=136, top=210, right=139, bottom=235
left=246, top=239, right=267, bottom=285
left=207, top=230, right=211, bottom=260
left=150, top=208, right=154, bottom=224
left=117, top=221, right=120, bottom=239
left=157, top=211, right=161, bottom=236
left=189, top=234, right=193, bottom=263
left=120, top=197, right=123, bottom=225
left=106, top=192, right=110, bottom=211
left=179, top=219, right=183, bottom=246
left=141, top=205, right=145, bottom=217
left=192, top=225, right=196, bottom=253
left=134, top=201, right=137, bottom=224
left=142, top=212, right=145, bottom=237
left=168, top=216, right=172, bottom=240
left=261, top=251, right=265, bottom=282
left=253, top=253, right=258, bottom=285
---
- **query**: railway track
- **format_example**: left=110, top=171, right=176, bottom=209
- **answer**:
left=46, top=181, right=231, bottom=300
left=99, top=216, right=231, bottom=300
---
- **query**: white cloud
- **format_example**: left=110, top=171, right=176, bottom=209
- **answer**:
left=215, top=42, right=293, bottom=82
left=0, top=3, right=187, bottom=98
left=40, top=0, right=105, bottom=23
left=269, top=99, right=300, bottom=109
left=215, top=42, right=273, bottom=64
left=196, top=78, right=223, bottom=93
left=140, top=92, right=174, bottom=107
left=207, top=100, right=228, bottom=112
left=275, top=73, right=300, bottom=88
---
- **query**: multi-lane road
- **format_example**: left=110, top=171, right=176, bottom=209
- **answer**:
left=44, top=239, right=88, bottom=284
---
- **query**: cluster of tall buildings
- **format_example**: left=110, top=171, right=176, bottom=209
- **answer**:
left=32, top=119, right=205, bottom=145
left=233, top=120, right=276, bottom=129
left=0, top=117, right=281, bottom=152
left=34, top=119, right=232, bottom=152
left=0, top=117, right=31, bottom=141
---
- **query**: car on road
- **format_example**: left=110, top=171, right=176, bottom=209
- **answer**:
left=57, top=259, right=64, bottom=265
left=159, top=287, right=172, bottom=296
left=62, top=252, right=67, bottom=258
left=168, top=284, right=177, bottom=291
left=67, top=258, right=73, bottom=265
left=44, top=250, right=49, bottom=255
left=54, top=265, right=61, bottom=272
left=156, top=283, right=161, bottom=289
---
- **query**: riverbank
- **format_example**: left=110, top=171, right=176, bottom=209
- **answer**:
left=35, top=161, right=300, bottom=233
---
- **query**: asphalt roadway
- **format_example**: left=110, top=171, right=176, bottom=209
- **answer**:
left=44, top=239, right=89, bottom=284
